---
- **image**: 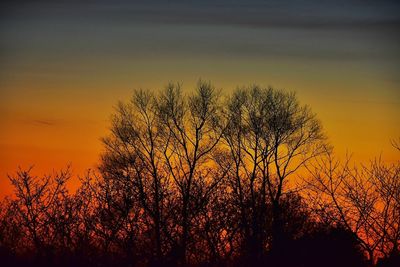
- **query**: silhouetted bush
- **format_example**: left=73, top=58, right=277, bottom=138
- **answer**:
left=280, top=226, right=366, bottom=267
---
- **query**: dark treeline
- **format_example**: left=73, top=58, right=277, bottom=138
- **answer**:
left=0, top=82, right=399, bottom=267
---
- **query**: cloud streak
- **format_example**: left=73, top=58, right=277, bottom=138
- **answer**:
left=32, top=119, right=56, bottom=126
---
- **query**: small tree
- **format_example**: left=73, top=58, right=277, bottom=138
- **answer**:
left=305, top=146, right=400, bottom=264
left=8, top=167, right=71, bottom=261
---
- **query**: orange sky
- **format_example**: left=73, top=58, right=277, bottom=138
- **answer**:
left=1, top=75, right=398, bottom=197
left=1, top=1, right=399, bottom=197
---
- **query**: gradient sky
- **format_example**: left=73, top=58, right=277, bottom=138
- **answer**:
left=1, top=0, right=399, bottom=196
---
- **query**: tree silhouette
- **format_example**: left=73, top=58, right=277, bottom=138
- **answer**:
left=0, top=81, right=395, bottom=267
left=305, top=145, right=400, bottom=264
left=220, top=86, right=325, bottom=262
left=5, top=167, right=71, bottom=265
left=100, top=81, right=226, bottom=265
left=101, top=89, right=170, bottom=265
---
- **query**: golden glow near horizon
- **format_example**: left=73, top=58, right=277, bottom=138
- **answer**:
left=1, top=1, right=399, bottom=196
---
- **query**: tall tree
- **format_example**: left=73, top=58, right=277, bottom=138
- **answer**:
left=101, top=89, right=171, bottom=265
left=155, top=81, right=225, bottom=265
left=221, top=86, right=325, bottom=260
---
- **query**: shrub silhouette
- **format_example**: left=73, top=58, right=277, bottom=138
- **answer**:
left=283, top=226, right=366, bottom=267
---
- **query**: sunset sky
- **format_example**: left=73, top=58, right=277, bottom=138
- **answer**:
left=1, top=0, right=399, bottom=196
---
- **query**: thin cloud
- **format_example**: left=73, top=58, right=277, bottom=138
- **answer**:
left=32, top=119, right=56, bottom=126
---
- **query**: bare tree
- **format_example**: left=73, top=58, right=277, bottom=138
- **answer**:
left=221, top=86, right=325, bottom=260
left=99, top=81, right=226, bottom=265
left=305, top=147, right=400, bottom=264
left=7, top=167, right=71, bottom=261
left=155, top=81, right=225, bottom=265
left=101, top=89, right=172, bottom=265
